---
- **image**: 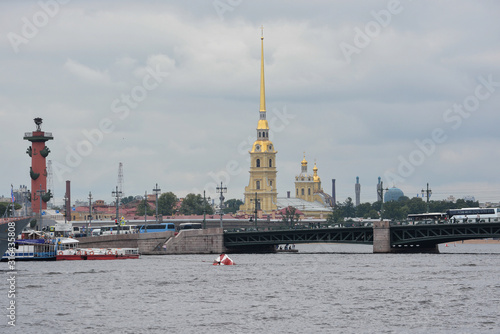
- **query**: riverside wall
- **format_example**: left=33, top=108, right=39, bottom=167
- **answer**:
left=76, top=228, right=225, bottom=255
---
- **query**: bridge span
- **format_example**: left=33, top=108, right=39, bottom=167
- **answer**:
left=223, top=221, right=500, bottom=253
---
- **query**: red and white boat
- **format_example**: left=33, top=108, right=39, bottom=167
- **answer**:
left=56, top=238, right=140, bottom=260
left=213, top=253, right=235, bottom=265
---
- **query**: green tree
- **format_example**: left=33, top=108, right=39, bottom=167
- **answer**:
left=223, top=199, right=243, bottom=214
left=136, top=198, right=154, bottom=216
left=0, top=203, right=22, bottom=216
left=371, top=201, right=382, bottom=213
left=180, top=193, right=213, bottom=215
left=355, top=202, right=372, bottom=218
left=157, top=192, right=178, bottom=216
left=407, top=197, right=426, bottom=214
left=367, top=209, right=380, bottom=219
left=280, top=206, right=300, bottom=226
left=326, top=198, right=355, bottom=224
left=343, top=197, right=356, bottom=218
left=121, top=196, right=135, bottom=205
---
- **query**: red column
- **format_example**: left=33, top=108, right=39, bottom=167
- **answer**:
left=24, top=130, right=53, bottom=214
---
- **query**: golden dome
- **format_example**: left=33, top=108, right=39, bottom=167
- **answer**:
left=313, top=163, right=320, bottom=182
left=301, top=153, right=307, bottom=166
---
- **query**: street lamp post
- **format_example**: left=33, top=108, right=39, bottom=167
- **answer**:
left=87, top=192, right=92, bottom=238
left=216, top=182, right=227, bottom=229
left=421, top=183, right=432, bottom=213
left=112, top=186, right=122, bottom=235
left=254, top=192, right=259, bottom=230
left=63, top=196, right=68, bottom=225
left=144, top=191, right=148, bottom=232
left=153, top=183, right=161, bottom=223
left=203, top=190, right=207, bottom=229
left=377, top=182, right=388, bottom=221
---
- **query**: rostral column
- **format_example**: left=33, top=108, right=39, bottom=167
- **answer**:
left=23, top=118, right=53, bottom=214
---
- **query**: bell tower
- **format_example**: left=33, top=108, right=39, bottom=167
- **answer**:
left=240, top=28, right=278, bottom=214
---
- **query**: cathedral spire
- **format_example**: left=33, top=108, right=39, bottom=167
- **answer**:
left=256, top=26, right=269, bottom=136
left=259, top=25, right=266, bottom=113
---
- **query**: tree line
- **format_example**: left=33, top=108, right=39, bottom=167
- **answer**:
left=328, top=196, right=479, bottom=223
left=127, top=193, right=243, bottom=216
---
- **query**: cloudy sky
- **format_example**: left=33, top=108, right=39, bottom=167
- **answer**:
left=1, top=0, right=499, bottom=207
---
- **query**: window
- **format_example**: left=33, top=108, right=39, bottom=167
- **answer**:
left=308, top=188, right=311, bottom=195
left=296, top=189, right=299, bottom=196
left=270, top=180, right=273, bottom=187
left=256, top=181, right=260, bottom=190
left=269, top=159, right=272, bottom=167
left=301, top=189, right=304, bottom=195
left=256, top=159, right=260, bottom=167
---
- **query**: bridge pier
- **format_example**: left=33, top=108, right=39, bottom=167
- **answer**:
left=373, top=221, right=391, bottom=253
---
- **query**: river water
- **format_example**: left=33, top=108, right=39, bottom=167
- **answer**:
left=3, top=243, right=500, bottom=333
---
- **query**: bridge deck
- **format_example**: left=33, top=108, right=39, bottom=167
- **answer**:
left=224, top=222, right=500, bottom=252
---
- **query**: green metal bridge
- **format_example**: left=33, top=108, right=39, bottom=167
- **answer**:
left=223, top=222, right=500, bottom=253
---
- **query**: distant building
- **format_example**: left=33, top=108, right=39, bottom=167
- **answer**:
left=384, top=187, right=404, bottom=202
left=463, top=195, right=476, bottom=202
left=445, top=195, right=456, bottom=203
left=294, top=155, right=329, bottom=205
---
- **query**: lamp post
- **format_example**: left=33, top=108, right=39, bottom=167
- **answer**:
left=62, top=196, right=67, bottom=226
left=87, top=192, right=92, bottom=237
left=112, top=186, right=122, bottom=235
left=376, top=181, right=388, bottom=221
left=10, top=185, right=15, bottom=218
left=153, top=183, right=161, bottom=223
left=216, top=182, right=227, bottom=229
left=254, top=192, right=259, bottom=230
left=203, top=190, right=208, bottom=229
left=144, top=191, right=148, bottom=232
left=421, top=183, right=432, bottom=213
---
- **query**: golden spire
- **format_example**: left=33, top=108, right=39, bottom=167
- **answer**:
left=259, top=25, right=266, bottom=113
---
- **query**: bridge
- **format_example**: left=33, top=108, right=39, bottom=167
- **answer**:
left=223, top=221, right=500, bottom=253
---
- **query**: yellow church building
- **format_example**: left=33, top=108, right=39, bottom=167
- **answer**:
left=239, top=31, right=333, bottom=218
left=239, top=30, right=278, bottom=215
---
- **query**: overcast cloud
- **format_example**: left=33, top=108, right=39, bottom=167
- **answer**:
left=1, top=0, right=499, bottom=206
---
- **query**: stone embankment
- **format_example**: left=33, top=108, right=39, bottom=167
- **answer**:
left=76, top=228, right=225, bottom=255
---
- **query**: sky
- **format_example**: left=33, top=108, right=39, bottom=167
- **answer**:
left=1, top=0, right=499, bottom=207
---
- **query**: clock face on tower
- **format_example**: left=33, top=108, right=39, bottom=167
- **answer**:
left=255, top=145, right=260, bottom=152
left=268, top=145, right=272, bottom=151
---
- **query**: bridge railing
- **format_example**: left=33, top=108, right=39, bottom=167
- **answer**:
left=393, top=217, right=500, bottom=226
left=223, top=217, right=500, bottom=233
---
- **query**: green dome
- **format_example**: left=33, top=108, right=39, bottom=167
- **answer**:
left=384, top=187, right=404, bottom=202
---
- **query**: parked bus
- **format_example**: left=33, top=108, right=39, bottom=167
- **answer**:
left=101, top=225, right=135, bottom=235
left=137, top=223, right=176, bottom=233
left=407, top=213, right=447, bottom=224
left=446, top=208, right=500, bottom=222
left=178, top=222, right=202, bottom=231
